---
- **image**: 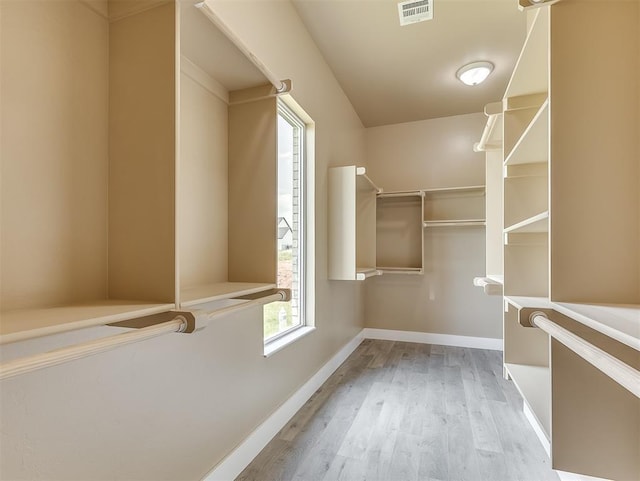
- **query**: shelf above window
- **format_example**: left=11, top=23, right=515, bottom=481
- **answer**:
left=180, top=282, right=276, bottom=308
left=0, top=300, right=175, bottom=345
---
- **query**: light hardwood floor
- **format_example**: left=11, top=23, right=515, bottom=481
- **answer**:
left=237, top=339, right=560, bottom=481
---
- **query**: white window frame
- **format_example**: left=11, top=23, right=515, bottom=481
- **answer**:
left=264, top=97, right=315, bottom=355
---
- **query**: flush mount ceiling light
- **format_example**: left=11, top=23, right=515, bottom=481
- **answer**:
left=456, top=61, right=494, bottom=86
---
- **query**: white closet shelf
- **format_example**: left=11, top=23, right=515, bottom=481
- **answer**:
left=505, top=295, right=550, bottom=311
left=505, top=296, right=639, bottom=352
left=377, top=190, right=423, bottom=199
left=504, top=211, right=548, bottom=234
left=551, top=302, right=640, bottom=352
left=504, top=362, right=551, bottom=438
left=504, top=99, right=549, bottom=166
left=0, top=300, right=175, bottom=345
left=424, top=219, right=486, bottom=227
left=423, top=185, right=485, bottom=195
left=377, top=267, right=423, bottom=275
left=356, top=167, right=382, bottom=193
left=504, top=7, right=549, bottom=98
left=180, top=282, right=276, bottom=307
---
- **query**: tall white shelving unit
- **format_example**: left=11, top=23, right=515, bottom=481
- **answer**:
left=484, top=3, right=640, bottom=480
left=0, top=0, right=285, bottom=344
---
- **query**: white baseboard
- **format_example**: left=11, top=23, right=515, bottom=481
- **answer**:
left=557, top=471, right=611, bottom=481
left=362, top=328, right=503, bottom=351
left=523, top=401, right=551, bottom=457
left=201, top=330, right=365, bottom=481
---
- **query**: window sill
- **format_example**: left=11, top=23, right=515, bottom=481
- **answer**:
left=263, top=326, right=316, bottom=357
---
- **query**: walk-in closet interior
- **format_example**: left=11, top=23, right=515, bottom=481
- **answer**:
left=1, top=0, right=638, bottom=480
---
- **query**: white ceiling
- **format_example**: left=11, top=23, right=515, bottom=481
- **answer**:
left=291, top=0, right=527, bottom=127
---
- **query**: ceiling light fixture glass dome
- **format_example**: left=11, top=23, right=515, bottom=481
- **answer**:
left=456, top=61, right=494, bottom=86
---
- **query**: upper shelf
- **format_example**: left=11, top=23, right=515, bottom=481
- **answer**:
left=504, top=100, right=549, bottom=166
left=504, top=6, right=549, bottom=99
left=0, top=301, right=175, bottom=345
left=505, top=296, right=639, bottom=352
left=552, top=302, right=640, bottom=351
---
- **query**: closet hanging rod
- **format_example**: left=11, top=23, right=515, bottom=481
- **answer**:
left=0, top=289, right=289, bottom=381
left=195, top=0, right=290, bottom=94
left=0, top=317, right=188, bottom=381
left=191, top=289, right=289, bottom=324
left=528, top=311, right=640, bottom=398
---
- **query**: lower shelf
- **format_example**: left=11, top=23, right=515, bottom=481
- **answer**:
left=377, top=267, right=423, bottom=275
left=505, top=362, right=551, bottom=439
left=180, top=282, right=276, bottom=307
left=0, top=300, right=176, bottom=345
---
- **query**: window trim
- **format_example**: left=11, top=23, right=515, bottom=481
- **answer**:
left=264, top=99, right=308, bottom=346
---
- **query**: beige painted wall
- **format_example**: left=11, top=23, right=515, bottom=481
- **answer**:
left=364, top=113, right=503, bottom=339
left=0, top=1, right=366, bottom=479
left=1, top=0, right=109, bottom=310
left=179, top=71, right=229, bottom=289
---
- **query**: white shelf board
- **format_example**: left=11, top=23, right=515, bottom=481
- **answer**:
left=504, top=211, right=549, bottom=234
left=504, top=7, right=549, bottom=98
left=180, top=282, right=276, bottom=307
left=505, top=295, right=551, bottom=311
left=504, top=100, right=549, bottom=166
left=0, top=300, right=176, bottom=345
left=422, top=185, right=485, bottom=195
left=424, top=219, right=486, bottom=227
left=377, top=190, right=423, bottom=199
left=550, top=302, right=640, bottom=351
left=377, top=267, right=423, bottom=275
left=504, top=362, right=551, bottom=439
left=487, top=274, right=504, bottom=285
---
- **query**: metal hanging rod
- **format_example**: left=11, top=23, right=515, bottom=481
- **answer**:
left=0, top=289, right=289, bottom=381
left=196, top=0, right=290, bottom=94
left=529, top=311, right=640, bottom=399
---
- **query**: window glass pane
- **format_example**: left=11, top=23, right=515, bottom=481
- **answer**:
left=264, top=106, right=304, bottom=341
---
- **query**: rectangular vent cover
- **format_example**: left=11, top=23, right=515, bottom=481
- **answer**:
left=398, top=0, right=433, bottom=26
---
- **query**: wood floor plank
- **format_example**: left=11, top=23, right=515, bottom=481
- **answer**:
left=236, top=340, right=561, bottom=481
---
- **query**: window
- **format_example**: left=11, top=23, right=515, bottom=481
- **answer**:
left=264, top=100, right=308, bottom=342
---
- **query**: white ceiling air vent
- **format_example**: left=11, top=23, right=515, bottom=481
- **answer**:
left=397, top=0, right=433, bottom=26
